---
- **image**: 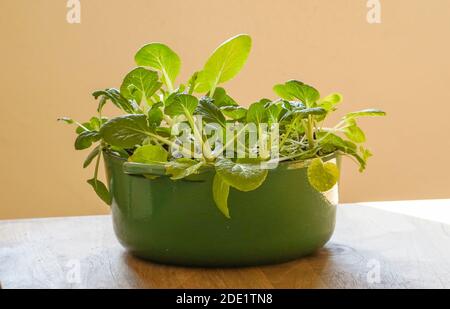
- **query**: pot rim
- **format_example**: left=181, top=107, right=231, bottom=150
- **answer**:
left=103, top=149, right=338, bottom=176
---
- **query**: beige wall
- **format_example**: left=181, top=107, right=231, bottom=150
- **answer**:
left=1, top=0, right=449, bottom=219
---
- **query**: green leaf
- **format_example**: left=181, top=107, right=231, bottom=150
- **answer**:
left=100, top=114, right=150, bottom=148
left=246, top=100, right=267, bottom=124
left=353, top=153, right=368, bottom=172
left=215, top=158, right=268, bottom=192
left=361, top=146, right=373, bottom=162
left=291, top=107, right=327, bottom=118
left=281, top=106, right=324, bottom=123
left=134, top=43, right=181, bottom=91
left=317, top=131, right=347, bottom=149
left=195, top=34, right=252, bottom=94
left=344, top=109, right=386, bottom=119
left=120, top=67, right=162, bottom=104
left=317, top=132, right=368, bottom=172
left=75, top=131, right=100, bottom=150
left=148, top=106, right=163, bottom=128
left=307, top=158, right=339, bottom=192
left=266, top=101, right=286, bottom=124
left=156, top=127, right=171, bottom=137
left=129, top=144, right=168, bottom=164
left=287, top=101, right=306, bottom=110
left=164, top=94, right=198, bottom=117
left=166, top=158, right=204, bottom=180
left=87, top=178, right=112, bottom=205
left=74, top=117, right=103, bottom=134
left=89, top=117, right=102, bottom=131
left=58, top=117, right=74, bottom=124
left=346, top=146, right=368, bottom=172
left=83, top=146, right=100, bottom=168
left=354, top=146, right=373, bottom=172
left=274, top=80, right=320, bottom=107
left=211, top=87, right=238, bottom=107
left=75, top=122, right=93, bottom=134
left=343, top=140, right=358, bottom=152
left=196, top=97, right=226, bottom=127
left=221, top=106, right=247, bottom=120
left=92, top=88, right=136, bottom=114
left=187, top=71, right=199, bottom=94
left=212, top=173, right=231, bottom=218
left=343, top=119, right=366, bottom=143
left=58, top=117, right=95, bottom=134
left=287, top=81, right=320, bottom=106
left=318, top=93, right=343, bottom=111
left=109, top=146, right=130, bottom=159
left=317, top=131, right=362, bottom=157
left=163, top=91, right=179, bottom=107
left=273, top=84, right=294, bottom=101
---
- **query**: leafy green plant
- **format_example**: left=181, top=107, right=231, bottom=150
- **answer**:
left=59, top=34, right=385, bottom=217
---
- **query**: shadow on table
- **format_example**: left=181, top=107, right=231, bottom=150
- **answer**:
left=121, top=246, right=339, bottom=288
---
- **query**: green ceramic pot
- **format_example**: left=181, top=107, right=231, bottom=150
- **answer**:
left=104, top=151, right=339, bottom=267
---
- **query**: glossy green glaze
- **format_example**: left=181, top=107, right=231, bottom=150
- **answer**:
left=104, top=151, right=339, bottom=267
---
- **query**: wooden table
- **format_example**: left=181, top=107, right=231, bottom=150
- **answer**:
left=1, top=204, right=450, bottom=289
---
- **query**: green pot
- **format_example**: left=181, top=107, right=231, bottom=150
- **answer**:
left=104, top=151, right=339, bottom=267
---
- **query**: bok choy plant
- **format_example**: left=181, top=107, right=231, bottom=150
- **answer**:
left=60, top=34, right=385, bottom=218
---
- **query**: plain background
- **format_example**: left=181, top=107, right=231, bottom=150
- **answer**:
left=1, top=0, right=449, bottom=219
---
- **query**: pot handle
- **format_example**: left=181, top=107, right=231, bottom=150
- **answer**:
left=122, top=162, right=167, bottom=176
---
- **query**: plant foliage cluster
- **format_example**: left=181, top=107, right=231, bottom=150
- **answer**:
left=60, top=34, right=385, bottom=217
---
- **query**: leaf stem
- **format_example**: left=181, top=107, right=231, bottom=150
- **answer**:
left=258, top=125, right=270, bottom=160
left=163, top=115, right=173, bottom=126
left=306, top=115, right=315, bottom=149
left=93, top=146, right=102, bottom=185
left=162, top=69, right=174, bottom=93
left=212, top=123, right=248, bottom=160
left=278, top=147, right=319, bottom=162
left=146, top=132, right=196, bottom=158
left=185, top=111, right=213, bottom=161
left=209, top=76, right=221, bottom=98
left=279, top=116, right=299, bottom=148
left=315, top=120, right=347, bottom=144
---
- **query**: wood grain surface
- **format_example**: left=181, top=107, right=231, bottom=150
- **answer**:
left=1, top=204, right=450, bottom=289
